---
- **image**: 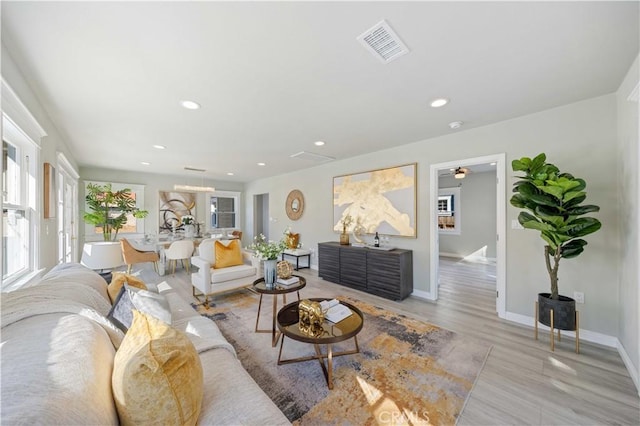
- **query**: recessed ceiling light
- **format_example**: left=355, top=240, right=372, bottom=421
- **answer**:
left=314, top=141, right=325, bottom=146
left=180, top=100, right=201, bottom=110
left=141, top=161, right=150, bottom=166
left=152, top=144, right=166, bottom=150
left=227, top=172, right=234, bottom=176
left=430, top=98, right=449, bottom=108
left=448, top=121, right=463, bottom=129
left=490, top=162, right=497, bottom=166
left=257, top=162, right=266, bottom=166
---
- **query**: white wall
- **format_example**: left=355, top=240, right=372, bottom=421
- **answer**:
left=245, top=94, right=620, bottom=336
left=439, top=172, right=497, bottom=259
left=1, top=43, right=80, bottom=270
left=79, top=166, right=243, bottom=244
left=616, top=54, right=639, bottom=389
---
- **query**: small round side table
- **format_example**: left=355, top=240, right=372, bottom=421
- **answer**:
left=252, top=275, right=306, bottom=347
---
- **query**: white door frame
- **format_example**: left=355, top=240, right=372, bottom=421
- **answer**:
left=56, top=152, right=79, bottom=263
left=429, top=153, right=507, bottom=318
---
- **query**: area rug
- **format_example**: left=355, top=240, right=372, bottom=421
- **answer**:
left=192, top=291, right=491, bottom=425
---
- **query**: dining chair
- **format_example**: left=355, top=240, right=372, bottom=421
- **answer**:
left=120, top=238, right=160, bottom=274
left=164, top=240, right=195, bottom=275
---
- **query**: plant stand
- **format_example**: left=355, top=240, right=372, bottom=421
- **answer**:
left=534, top=300, right=580, bottom=353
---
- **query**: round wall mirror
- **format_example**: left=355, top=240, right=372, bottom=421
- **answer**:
left=286, top=190, right=304, bottom=220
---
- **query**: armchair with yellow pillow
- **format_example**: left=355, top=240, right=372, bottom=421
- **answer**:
left=190, top=238, right=257, bottom=306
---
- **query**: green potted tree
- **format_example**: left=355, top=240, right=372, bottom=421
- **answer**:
left=510, top=153, right=601, bottom=331
left=84, top=183, right=149, bottom=241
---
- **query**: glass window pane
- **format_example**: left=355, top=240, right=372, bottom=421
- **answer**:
left=2, top=140, right=20, bottom=205
left=210, top=196, right=237, bottom=228
left=3, top=208, right=28, bottom=279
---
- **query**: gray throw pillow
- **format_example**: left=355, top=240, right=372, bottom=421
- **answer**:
left=107, top=284, right=171, bottom=332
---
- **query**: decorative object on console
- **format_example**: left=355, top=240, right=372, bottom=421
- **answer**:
left=351, top=216, right=366, bottom=245
left=511, top=153, right=601, bottom=352
left=333, top=163, right=416, bottom=238
left=339, top=214, right=353, bottom=245
left=283, top=225, right=301, bottom=249
left=285, top=189, right=304, bottom=221
left=284, top=231, right=300, bottom=249
left=276, top=260, right=294, bottom=279
left=84, top=182, right=149, bottom=241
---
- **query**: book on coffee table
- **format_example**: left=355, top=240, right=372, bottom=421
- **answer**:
left=320, top=299, right=352, bottom=323
left=276, top=276, right=300, bottom=286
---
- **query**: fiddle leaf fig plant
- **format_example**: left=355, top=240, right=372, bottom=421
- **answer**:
left=84, top=183, right=149, bottom=241
left=510, top=153, right=601, bottom=300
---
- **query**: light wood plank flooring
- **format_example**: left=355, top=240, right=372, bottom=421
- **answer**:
left=135, top=258, right=639, bottom=425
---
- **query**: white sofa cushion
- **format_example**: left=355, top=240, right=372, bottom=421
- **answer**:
left=211, top=264, right=256, bottom=284
left=2, top=313, right=119, bottom=425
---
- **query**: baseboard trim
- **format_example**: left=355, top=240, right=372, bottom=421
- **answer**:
left=439, top=252, right=496, bottom=263
left=504, top=311, right=618, bottom=348
left=410, top=288, right=435, bottom=301
left=616, top=339, right=640, bottom=395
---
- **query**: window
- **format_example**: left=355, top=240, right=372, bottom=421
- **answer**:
left=2, top=119, right=39, bottom=285
left=209, top=191, right=240, bottom=230
left=438, top=187, right=461, bottom=235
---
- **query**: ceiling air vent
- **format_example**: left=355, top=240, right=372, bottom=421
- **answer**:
left=290, top=151, right=335, bottom=163
left=184, top=166, right=206, bottom=172
left=357, top=20, right=409, bottom=64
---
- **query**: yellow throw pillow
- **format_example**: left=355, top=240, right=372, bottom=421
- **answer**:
left=214, top=239, right=243, bottom=269
left=112, top=310, right=203, bottom=426
left=108, top=273, right=147, bottom=304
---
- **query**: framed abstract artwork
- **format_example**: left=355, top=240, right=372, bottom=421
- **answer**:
left=159, top=190, right=197, bottom=232
left=333, top=163, right=417, bottom=238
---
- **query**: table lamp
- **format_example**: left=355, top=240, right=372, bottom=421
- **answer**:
left=81, top=242, right=124, bottom=282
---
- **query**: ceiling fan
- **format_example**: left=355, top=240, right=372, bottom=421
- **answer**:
left=440, top=167, right=471, bottom=179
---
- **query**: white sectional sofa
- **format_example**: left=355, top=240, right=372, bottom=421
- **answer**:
left=191, top=238, right=258, bottom=306
left=0, top=263, right=289, bottom=425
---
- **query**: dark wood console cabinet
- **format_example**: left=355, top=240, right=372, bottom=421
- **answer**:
left=318, top=242, right=413, bottom=301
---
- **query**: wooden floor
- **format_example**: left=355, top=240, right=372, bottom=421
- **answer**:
left=138, top=256, right=639, bottom=425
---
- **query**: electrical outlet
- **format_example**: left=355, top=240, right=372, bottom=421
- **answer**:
left=573, top=291, right=585, bottom=304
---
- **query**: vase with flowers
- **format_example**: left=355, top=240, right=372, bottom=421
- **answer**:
left=340, top=214, right=353, bottom=245
left=247, top=234, right=287, bottom=286
left=182, top=215, right=195, bottom=238
left=283, top=226, right=301, bottom=249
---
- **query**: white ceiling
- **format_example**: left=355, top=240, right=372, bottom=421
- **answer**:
left=2, top=1, right=638, bottom=183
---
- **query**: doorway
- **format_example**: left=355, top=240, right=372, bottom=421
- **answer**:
left=56, top=153, right=79, bottom=263
left=253, top=193, right=269, bottom=240
left=429, top=153, right=507, bottom=318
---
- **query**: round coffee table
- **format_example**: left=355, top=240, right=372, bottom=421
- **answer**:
left=276, top=298, right=364, bottom=389
left=252, top=275, right=306, bottom=347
